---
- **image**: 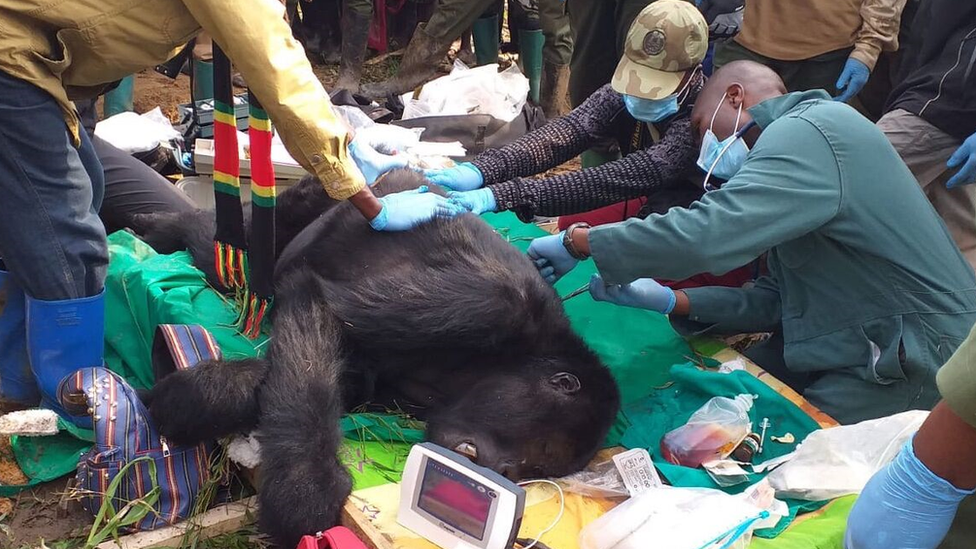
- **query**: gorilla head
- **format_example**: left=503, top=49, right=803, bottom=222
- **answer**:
left=426, top=350, right=619, bottom=480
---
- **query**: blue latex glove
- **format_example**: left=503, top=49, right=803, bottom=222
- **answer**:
left=447, top=188, right=497, bottom=215
left=423, top=163, right=485, bottom=191
left=947, top=133, right=976, bottom=188
left=588, top=274, right=676, bottom=314
left=369, top=186, right=465, bottom=231
left=526, top=233, right=578, bottom=285
left=348, top=138, right=409, bottom=186
left=844, top=438, right=974, bottom=549
left=834, top=58, right=870, bottom=103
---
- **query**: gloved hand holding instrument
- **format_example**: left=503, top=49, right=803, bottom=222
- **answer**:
left=588, top=275, right=677, bottom=314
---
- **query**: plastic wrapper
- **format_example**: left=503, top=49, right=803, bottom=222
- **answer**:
left=94, top=108, right=181, bottom=154
left=578, top=486, right=778, bottom=549
left=558, top=458, right=630, bottom=499
left=766, top=409, right=928, bottom=501
left=661, top=394, right=755, bottom=468
left=400, top=60, right=529, bottom=123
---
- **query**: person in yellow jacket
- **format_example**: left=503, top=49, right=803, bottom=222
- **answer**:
left=0, top=0, right=460, bottom=420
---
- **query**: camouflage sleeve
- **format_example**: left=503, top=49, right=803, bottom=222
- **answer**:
left=487, top=117, right=698, bottom=222
left=470, top=84, right=625, bottom=184
left=851, top=0, right=909, bottom=70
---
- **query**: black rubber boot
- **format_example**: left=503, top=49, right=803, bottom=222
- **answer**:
left=360, top=23, right=454, bottom=99
left=335, top=9, right=371, bottom=93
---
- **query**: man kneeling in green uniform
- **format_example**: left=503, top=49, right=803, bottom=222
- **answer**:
left=526, top=60, right=976, bottom=425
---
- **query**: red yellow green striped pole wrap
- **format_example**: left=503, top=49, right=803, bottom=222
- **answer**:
left=240, top=91, right=276, bottom=339
left=211, top=44, right=247, bottom=292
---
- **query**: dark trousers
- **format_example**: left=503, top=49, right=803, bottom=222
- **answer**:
left=93, top=136, right=195, bottom=235
left=566, top=0, right=653, bottom=107
left=0, top=70, right=107, bottom=301
left=712, top=39, right=850, bottom=96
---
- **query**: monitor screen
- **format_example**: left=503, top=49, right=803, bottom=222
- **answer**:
left=417, top=458, right=494, bottom=541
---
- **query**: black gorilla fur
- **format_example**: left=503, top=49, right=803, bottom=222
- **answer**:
left=135, top=169, right=621, bottom=548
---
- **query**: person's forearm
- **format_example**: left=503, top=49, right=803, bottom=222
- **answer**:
left=570, top=227, right=591, bottom=257
left=914, top=401, right=976, bottom=490
left=672, top=290, right=690, bottom=316
left=348, top=187, right=382, bottom=221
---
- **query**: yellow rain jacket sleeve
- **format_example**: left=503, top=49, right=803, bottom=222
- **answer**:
left=0, top=0, right=365, bottom=200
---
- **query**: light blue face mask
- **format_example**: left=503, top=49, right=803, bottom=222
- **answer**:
left=623, top=94, right=679, bottom=123
left=697, top=92, right=751, bottom=190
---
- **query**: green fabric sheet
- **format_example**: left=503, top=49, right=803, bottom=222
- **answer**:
left=618, top=363, right=826, bottom=537
left=483, top=212, right=695, bottom=445
left=749, top=496, right=855, bottom=549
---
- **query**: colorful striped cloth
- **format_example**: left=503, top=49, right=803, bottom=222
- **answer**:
left=211, top=45, right=275, bottom=338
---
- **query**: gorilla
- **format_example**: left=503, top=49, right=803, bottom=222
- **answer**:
left=135, top=169, right=620, bottom=548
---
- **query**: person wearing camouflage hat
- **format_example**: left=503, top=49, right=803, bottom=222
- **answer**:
left=427, top=0, right=757, bottom=292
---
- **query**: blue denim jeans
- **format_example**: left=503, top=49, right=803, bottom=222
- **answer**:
left=0, top=70, right=107, bottom=300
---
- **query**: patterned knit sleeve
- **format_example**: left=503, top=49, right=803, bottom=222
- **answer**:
left=470, top=84, right=626, bottom=184
left=488, top=117, right=698, bottom=222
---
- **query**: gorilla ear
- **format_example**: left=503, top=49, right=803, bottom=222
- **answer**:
left=548, top=372, right=581, bottom=394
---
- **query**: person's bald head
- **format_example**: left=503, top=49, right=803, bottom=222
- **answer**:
left=691, top=61, right=787, bottom=145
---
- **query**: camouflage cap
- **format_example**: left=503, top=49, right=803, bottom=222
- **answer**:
left=611, top=0, right=708, bottom=100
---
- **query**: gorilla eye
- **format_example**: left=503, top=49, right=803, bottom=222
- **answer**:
left=548, top=372, right=581, bottom=394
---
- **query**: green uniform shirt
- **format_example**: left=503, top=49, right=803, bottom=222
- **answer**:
left=589, top=90, right=976, bottom=424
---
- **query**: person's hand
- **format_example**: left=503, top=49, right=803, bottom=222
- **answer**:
left=834, top=58, right=870, bottom=103
left=448, top=188, right=497, bottom=215
left=348, top=138, right=409, bottom=186
left=588, top=274, right=676, bottom=314
left=844, top=439, right=973, bottom=549
left=947, top=133, right=976, bottom=188
left=527, top=233, right=578, bottom=285
left=369, top=186, right=465, bottom=231
left=423, top=163, right=485, bottom=191
left=699, top=0, right=744, bottom=40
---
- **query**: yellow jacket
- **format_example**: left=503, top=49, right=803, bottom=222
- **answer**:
left=0, top=0, right=365, bottom=200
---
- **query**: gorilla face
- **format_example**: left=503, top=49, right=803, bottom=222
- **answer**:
left=424, top=358, right=620, bottom=481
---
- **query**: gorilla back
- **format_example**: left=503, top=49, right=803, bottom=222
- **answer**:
left=148, top=169, right=620, bottom=547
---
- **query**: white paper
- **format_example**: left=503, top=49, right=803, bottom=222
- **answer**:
left=612, top=448, right=662, bottom=496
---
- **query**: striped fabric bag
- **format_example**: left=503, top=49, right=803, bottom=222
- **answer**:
left=59, top=325, right=221, bottom=531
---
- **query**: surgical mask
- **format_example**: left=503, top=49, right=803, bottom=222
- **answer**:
left=697, top=92, right=751, bottom=190
left=623, top=94, right=679, bottom=123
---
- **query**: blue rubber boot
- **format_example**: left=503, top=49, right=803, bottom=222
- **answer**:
left=26, top=291, right=105, bottom=427
left=0, top=270, right=40, bottom=408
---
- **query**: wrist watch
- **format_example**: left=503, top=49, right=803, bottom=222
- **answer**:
left=562, top=222, right=591, bottom=260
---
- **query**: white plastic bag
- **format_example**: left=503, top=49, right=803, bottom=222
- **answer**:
left=661, top=394, right=755, bottom=468
left=766, top=409, right=928, bottom=501
left=400, top=61, right=529, bottom=122
left=578, top=486, right=775, bottom=549
left=94, top=108, right=181, bottom=153
left=559, top=458, right=630, bottom=499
